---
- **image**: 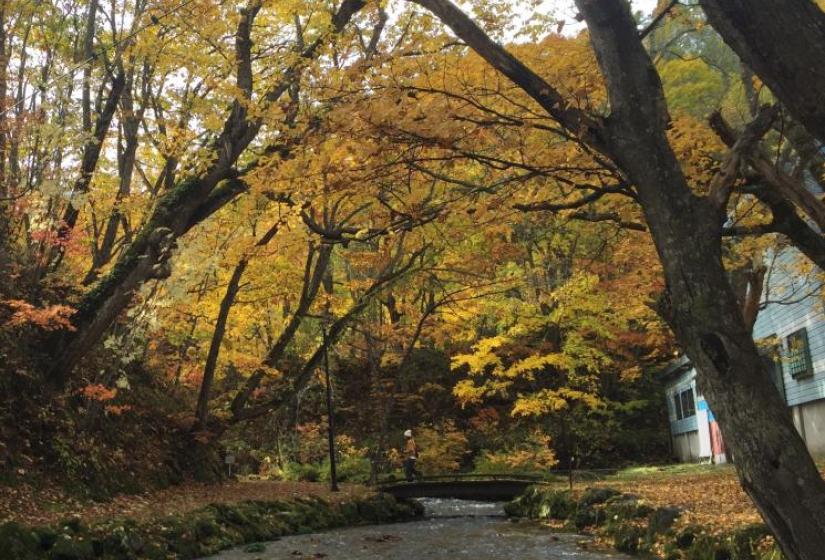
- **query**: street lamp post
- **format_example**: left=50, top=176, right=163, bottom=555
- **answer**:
left=322, top=322, right=339, bottom=492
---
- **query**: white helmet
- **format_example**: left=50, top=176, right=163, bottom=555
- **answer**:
left=404, top=429, right=412, bottom=437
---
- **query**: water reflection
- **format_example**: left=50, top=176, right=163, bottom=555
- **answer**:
left=206, top=498, right=630, bottom=560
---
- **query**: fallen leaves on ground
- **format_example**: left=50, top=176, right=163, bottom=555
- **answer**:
left=0, top=480, right=373, bottom=527
left=583, top=464, right=825, bottom=534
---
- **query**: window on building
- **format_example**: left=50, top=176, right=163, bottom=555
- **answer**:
left=673, top=393, right=683, bottom=420
left=680, top=388, right=696, bottom=418
left=672, top=387, right=696, bottom=420
left=759, top=336, right=786, bottom=400
left=786, top=328, right=813, bottom=379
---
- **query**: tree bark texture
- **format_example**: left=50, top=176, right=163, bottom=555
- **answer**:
left=700, top=0, right=825, bottom=144
left=577, top=3, right=825, bottom=557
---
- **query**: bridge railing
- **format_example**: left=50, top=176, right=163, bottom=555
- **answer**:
left=375, top=468, right=620, bottom=488
left=375, top=472, right=550, bottom=487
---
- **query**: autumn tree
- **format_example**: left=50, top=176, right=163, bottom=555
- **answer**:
left=50, top=0, right=372, bottom=383
left=404, top=0, right=825, bottom=556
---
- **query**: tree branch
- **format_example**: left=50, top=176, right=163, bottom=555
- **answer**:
left=707, top=104, right=778, bottom=210
left=407, top=0, right=606, bottom=152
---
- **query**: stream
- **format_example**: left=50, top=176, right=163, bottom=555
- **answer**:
left=205, top=498, right=631, bottom=559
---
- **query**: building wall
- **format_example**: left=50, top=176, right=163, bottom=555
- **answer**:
left=665, top=367, right=710, bottom=462
left=672, top=430, right=700, bottom=462
left=752, top=250, right=825, bottom=408
left=665, top=368, right=699, bottom=435
left=665, top=248, right=824, bottom=464
left=795, top=399, right=825, bottom=458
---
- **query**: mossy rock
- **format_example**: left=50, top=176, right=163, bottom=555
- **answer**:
left=48, top=534, right=96, bottom=560
left=57, top=518, right=85, bottom=535
left=338, top=501, right=360, bottom=523
left=729, top=524, right=771, bottom=560
left=2, top=492, right=420, bottom=560
left=355, top=494, right=402, bottom=523
left=33, top=527, right=59, bottom=551
left=88, top=523, right=140, bottom=557
left=207, top=502, right=274, bottom=542
left=604, top=494, right=654, bottom=520
left=675, top=526, right=700, bottom=549
left=243, top=542, right=266, bottom=553
left=0, top=522, right=42, bottom=560
left=193, top=514, right=221, bottom=539
left=612, top=524, right=645, bottom=553
left=504, top=487, right=575, bottom=520
left=401, top=498, right=425, bottom=518
left=648, top=506, right=682, bottom=535
left=568, top=505, right=606, bottom=531
left=580, top=487, right=621, bottom=506
left=686, top=534, right=732, bottom=560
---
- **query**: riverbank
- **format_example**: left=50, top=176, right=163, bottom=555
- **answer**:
left=0, top=480, right=373, bottom=527
left=579, top=464, right=765, bottom=533
left=504, top=484, right=779, bottom=559
left=0, top=487, right=422, bottom=559
left=207, top=498, right=631, bottom=560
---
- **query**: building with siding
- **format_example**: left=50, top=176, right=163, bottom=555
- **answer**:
left=663, top=358, right=728, bottom=463
left=663, top=248, right=824, bottom=462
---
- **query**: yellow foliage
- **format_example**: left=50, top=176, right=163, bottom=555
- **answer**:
left=479, top=430, right=558, bottom=470
left=414, top=421, right=471, bottom=475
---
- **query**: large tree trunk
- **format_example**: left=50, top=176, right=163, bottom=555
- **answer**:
left=577, top=2, right=825, bottom=557
left=408, top=0, right=825, bottom=556
left=699, top=0, right=825, bottom=144
left=663, top=258, right=825, bottom=558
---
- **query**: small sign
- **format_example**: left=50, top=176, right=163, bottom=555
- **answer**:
left=225, top=454, right=236, bottom=465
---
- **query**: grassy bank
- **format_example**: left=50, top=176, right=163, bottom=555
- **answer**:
left=0, top=480, right=374, bottom=527
left=0, top=491, right=423, bottom=560
left=505, top=484, right=780, bottom=560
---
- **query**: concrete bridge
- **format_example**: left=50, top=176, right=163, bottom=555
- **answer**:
left=378, top=474, right=543, bottom=502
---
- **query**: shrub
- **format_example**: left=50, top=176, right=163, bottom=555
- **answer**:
left=282, top=462, right=322, bottom=482
left=321, top=455, right=371, bottom=483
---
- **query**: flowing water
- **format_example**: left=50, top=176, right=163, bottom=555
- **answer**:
left=205, top=498, right=631, bottom=560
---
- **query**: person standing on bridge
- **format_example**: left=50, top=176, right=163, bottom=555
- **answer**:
left=403, top=429, right=420, bottom=482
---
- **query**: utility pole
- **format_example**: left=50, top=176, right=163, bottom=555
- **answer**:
left=322, top=321, right=339, bottom=492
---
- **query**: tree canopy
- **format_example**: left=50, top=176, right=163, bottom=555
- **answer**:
left=0, top=1, right=824, bottom=558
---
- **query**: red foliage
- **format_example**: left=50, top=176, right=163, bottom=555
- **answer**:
left=2, top=300, right=76, bottom=331
left=79, top=384, right=117, bottom=402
